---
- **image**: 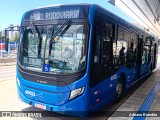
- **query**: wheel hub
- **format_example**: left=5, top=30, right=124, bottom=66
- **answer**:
left=116, top=83, right=122, bottom=96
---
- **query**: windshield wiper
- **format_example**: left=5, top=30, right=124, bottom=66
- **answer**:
left=30, top=22, right=39, bottom=40
left=49, top=20, right=72, bottom=56
left=49, top=20, right=72, bottom=43
left=27, top=22, right=40, bottom=58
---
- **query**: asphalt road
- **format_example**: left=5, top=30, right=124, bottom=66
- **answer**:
left=0, top=65, right=157, bottom=120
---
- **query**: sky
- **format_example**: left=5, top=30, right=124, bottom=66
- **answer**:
left=0, top=0, right=132, bottom=30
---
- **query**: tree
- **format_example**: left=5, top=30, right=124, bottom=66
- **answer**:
left=1, top=36, right=5, bottom=43
left=2, top=36, right=5, bottom=40
left=14, top=34, right=19, bottom=42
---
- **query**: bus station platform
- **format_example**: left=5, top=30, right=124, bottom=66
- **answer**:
left=108, top=67, right=160, bottom=120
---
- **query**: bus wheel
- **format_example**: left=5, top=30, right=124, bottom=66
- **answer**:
left=115, top=77, right=124, bottom=102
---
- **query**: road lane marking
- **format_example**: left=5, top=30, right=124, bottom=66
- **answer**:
left=133, top=78, right=160, bottom=120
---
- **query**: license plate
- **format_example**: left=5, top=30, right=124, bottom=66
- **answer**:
left=35, top=103, right=46, bottom=110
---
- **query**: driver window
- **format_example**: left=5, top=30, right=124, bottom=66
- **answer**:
left=94, top=21, right=112, bottom=70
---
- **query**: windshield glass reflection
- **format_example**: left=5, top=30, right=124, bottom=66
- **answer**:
left=19, top=23, right=88, bottom=74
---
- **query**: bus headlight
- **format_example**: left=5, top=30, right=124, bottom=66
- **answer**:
left=69, top=87, right=85, bottom=100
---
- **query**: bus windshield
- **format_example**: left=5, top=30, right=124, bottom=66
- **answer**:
left=19, top=22, right=88, bottom=74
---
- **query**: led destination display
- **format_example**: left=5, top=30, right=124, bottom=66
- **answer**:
left=24, top=6, right=86, bottom=21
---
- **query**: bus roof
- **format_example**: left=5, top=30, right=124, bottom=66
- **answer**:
left=26, top=3, right=92, bottom=13
left=22, top=3, right=156, bottom=38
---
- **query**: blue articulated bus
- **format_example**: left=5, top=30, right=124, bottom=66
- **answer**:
left=16, top=4, right=158, bottom=116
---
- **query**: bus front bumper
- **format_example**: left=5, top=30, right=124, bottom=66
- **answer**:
left=16, top=82, right=89, bottom=116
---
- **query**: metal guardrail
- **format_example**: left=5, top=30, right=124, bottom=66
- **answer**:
left=0, top=42, right=18, bottom=59
left=0, top=43, right=17, bottom=66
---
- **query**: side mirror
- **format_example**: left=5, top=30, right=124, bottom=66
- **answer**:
left=5, top=38, right=9, bottom=51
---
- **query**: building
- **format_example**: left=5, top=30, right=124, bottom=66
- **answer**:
left=6, top=24, right=19, bottom=41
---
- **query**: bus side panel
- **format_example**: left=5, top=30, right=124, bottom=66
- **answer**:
left=90, top=66, right=135, bottom=111
left=90, top=75, right=115, bottom=111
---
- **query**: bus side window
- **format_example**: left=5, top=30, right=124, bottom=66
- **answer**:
left=93, top=22, right=103, bottom=72
left=94, top=36, right=101, bottom=64
left=126, top=31, right=137, bottom=66
left=143, top=36, right=151, bottom=64
left=93, top=21, right=112, bottom=74
left=102, top=36, right=111, bottom=67
left=117, top=27, right=127, bottom=65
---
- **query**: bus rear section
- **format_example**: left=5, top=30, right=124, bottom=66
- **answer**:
left=16, top=4, right=91, bottom=115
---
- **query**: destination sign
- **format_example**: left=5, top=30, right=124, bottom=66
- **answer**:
left=24, top=7, right=86, bottom=21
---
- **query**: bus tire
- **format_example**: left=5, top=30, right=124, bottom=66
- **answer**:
left=115, top=76, right=125, bottom=103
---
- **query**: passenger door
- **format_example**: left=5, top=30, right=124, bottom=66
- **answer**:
left=140, top=36, right=151, bottom=76
left=152, top=43, right=157, bottom=69
left=90, top=20, right=115, bottom=110
left=125, top=30, right=138, bottom=83
left=136, top=35, right=143, bottom=79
